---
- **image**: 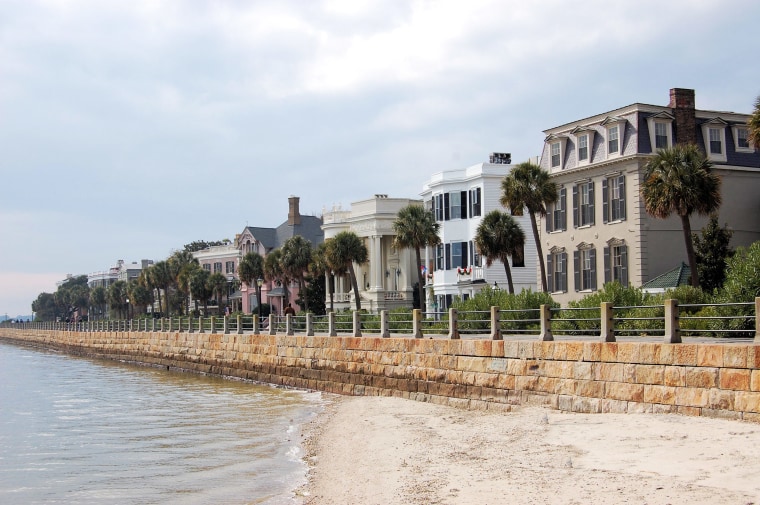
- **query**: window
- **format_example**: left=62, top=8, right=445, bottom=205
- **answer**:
left=469, top=240, right=481, bottom=267
left=451, top=242, right=463, bottom=269
left=547, top=251, right=567, bottom=293
left=573, top=181, right=595, bottom=228
left=551, top=142, right=561, bottom=168
left=574, top=248, right=597, bottom=292
left=734, top=126, right=752, bottom=152
left=512, top=243, right=525, bottom=268
left=603, top=175, right=626, bottom=223
left=578, top=135, right=588, bottom=162
left=546, top=187, right=567, bottom=232
left=225, top=261, right=235, bottom=274
left=604, top=244, right=628, bottom=286
left=450, top=191, right=466, bottom=219
left=469, top=187, right=481, bottom=217
left=655, top=122, right=668, bottom=149
left=435, top=244, right=444, bottom=271
left=213, top=262, right=222, bottom=273
left=203, top=263, right=211, bottom=272
left=608, top=125, right=619, bottom=154
left=701, top=119, right=727, bottom=162
left=709, top=128, right=722, bottom=154
left=446, top=241, right=469, bottom=270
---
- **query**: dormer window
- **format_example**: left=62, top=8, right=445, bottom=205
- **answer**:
left=701, top=118, right=728, bottom=163
left=571, top=126, right=595, bottom=166
left=545, top=134, right=568, bottom=170
left=646, top=112, right=674, bottom=152
left=733, top=125, right=753, bottom=153
left=601, top=116, right=625, bottom=159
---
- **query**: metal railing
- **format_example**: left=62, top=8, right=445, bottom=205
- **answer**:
left=4, top=298, right=759, bottom=343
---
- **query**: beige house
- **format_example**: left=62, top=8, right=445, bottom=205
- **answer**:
left=539, top=87, right=760, bottom=304
left=321, top=195, right=421, bottom=313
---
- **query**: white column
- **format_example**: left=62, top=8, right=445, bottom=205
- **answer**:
left=373, top=235, right=383, bottom=291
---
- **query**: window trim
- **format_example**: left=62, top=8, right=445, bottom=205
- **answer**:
left=573, top=180, right=595, bottom=228
left=603, top=240, right=629, bottom=287
left=602, top=174, right=626, bottom=224
left=545, top=134, right=568, bottom=170
left=547, top=249, right=568, bottom=294
left=646, top=112, right=674, bottom=152
left=571, top=126, right=595, bottom=166
left=733, top=125, right=753, bottom=153
left=574, top=245, right=597, bottom=292
left=601, top=116, right=625, bottom=159
left=701, top=118, right=728, bottom=163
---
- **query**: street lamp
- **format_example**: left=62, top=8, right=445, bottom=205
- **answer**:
left=256, top=277, right=263, bottom=320
left=126, top=298, right=130, bottom=320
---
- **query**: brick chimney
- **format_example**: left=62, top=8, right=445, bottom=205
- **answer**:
left=669, top=88, right=696, bottom=145
left=288, top=195, right=301, bottom=226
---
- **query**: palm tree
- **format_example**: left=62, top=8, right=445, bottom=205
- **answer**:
left=148, top=261, right=173, bottom=317
left=310, top=242, right=334, bottom=313
left=238, top=252, right=265, bottom=316
left=189, top=268, right=212, bottom=315
left=89, top=286, right=107, bottom=320
left=127, top=281, right=153, bottom=318
left=207, top=272, right=229, bottom=315
left=749, top=95, right=760, bottom=149
left=171, top=250, right=199, bottom=315
left=325, top=232, right=368, bottom=311
left=264, top=249, right=288, bottom=308
left=474, top=210, right=526, bottom=294
left=108, top=280, right=128, bottom=319
left=280, top=236, right=313, bottom=312
left=501, top=162, right=558, bottom=292
left=641, top=143, right=721, bottom=288
left=392, top=204, right=440, bottom=310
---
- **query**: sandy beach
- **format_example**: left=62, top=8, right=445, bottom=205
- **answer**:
left=298, top=396, right=760, bottom=505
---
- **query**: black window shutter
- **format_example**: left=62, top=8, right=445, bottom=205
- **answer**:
left=561, top=253, right=568, bottom=292
left=560, top=187, right=567, bottom=230
left=573, top=250, right=580, bottom=292
left=618, top=175, right=626, bottom=221
left=547, top=254, right=554, bottom=292
left=602, top=178, right=609, bottom=224
left=462, top=242, right=469, bottom=268
left=460, top=191, right=467, bottom=220
left=445, top=243, right=451, bottom=270
left=444, top=193, right=450, bottom=221
left=621, top=246, right=629, bottom=286
left=590, top=248, right=597, bottom=290
left=572, top=185, right=579, bottom=228
left=588, top=182, right=595, bottom=225
left=603, top=246, right=611, bottom=284
left=546, top=209, right=554, bottom=233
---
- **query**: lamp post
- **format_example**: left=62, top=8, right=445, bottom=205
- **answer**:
left=256, top=277, right=263, bottom=320
left=126, top=298, right=130, bottom=320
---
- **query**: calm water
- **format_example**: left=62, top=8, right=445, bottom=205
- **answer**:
left=0, top=341, right=324, bottom=505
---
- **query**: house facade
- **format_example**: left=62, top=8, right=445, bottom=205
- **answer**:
left=236, top=196, right=324, bottom=315
left=540, top=87, right=760, bottom=304
left=321, top=195, right=421, bottom=313
left=421, top=157, right=539, bottom=313
left=192, top=244, right=241, bottom=313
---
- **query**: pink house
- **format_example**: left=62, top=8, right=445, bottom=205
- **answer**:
left=236, top=196, right=324, bottom=315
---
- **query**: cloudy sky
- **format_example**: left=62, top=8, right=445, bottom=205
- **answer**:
left=1, top=0, right=758, bottom=318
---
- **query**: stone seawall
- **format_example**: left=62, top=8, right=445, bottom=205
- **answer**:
left=2, top=329, right=760, bottom=421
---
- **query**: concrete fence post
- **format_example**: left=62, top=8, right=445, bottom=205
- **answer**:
left=188, top=316, right=194, bottom=333
left=380, top=310, right=390, bottom=338
left=448, top=308, right=460, bottom=340
left=539, top=304, right=553, bottom=341
left=129, top=319, right=133, bottom=332
left=210, top=317, right=216, bottom=334
left=269, top=315, right=277, bottom=336
left=328, top=312, right=337, bottom=337
left=198, top=317, right=204, bottom=334
left=490, top=306, right=502, bottom=340
left=600, top=302, right=615, bottom=342
left=306, top=313, right=314, bottom=336
left=159, top=318, right=165, bottom=332
left=223, top=316, right=230, bottom=334
left=286, top=314, right=294, bottom=336
left=237, top=315, right=243, bottom=335
left=412, top=309, right=422, bottom=338
left=352, top=310, right=362, bottom=337
left=151, top=318, right=156, bottom=332
left=664, top=298, right=681, bottom=343
left=755, top=297, right=760, bottom=342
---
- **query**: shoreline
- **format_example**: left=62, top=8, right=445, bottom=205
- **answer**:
left=296, top=395, right=760, bottom=504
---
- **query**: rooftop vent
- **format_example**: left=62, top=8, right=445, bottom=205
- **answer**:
left=489, top=152, right=511, bottom=164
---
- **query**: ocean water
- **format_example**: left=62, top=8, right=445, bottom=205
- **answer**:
left=0, top=341, right=324, bottom=505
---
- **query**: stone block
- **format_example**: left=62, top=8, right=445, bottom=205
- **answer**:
left=672, top=344, right=698, bottom=366
left=558, top=395, right=574, bottom=412
left=676, top=406, right=701, bottom=417
left=537, top=376, right=560, bottom=394
left=748, top=346, right=760, bottom=369
left=702, top=408, right=743, bottom=421
left=516, top=375, right=539, bottom=391
left=707, top=388, right=735, bottom=410
left=521, top=391, right=554, bottom=407
left=595, top=362, right=624, bottom=382
left=601, top=398, right=629, bottom=413
left=518, top=341, right=537, bottom=359
left=605, top=382, right=644, bottom=402
left=564, top=342, right=584, bottom=361
left=617, top=343, right=641, bottom=364
left=635, top=364, right=665, bottom=384
left=525, top=360, right=542, bottom=376
left=506, top=359, right=526, bottom=376
left=651, top=403, right=674, bottom=414
left=723, top=346, right=749, bottom=368
left=719, top=368, right=751, bottom=391
left=491, top=340, right=505, bottom=357
left=457, top=356, right=489, bottom=373
left=675, top=387, right=708, bottom=408
left=684, top=367, right=718, bottom=388
left=752, top=370, right=760, bottom=392
left=575, top=380, right=604, bottom=398
left=583, top=342, right=601, bottom=362
left=663, top=366, right=685, bottom=387
left=487, top=358, right=507, bottom=373
left=572, top=397, right=601, bottom=413
left=573, top=361, right=593, bottom=380
left=697, top=345, right=723, bottom=367
left=503, top=340, right=519, bottom=358
left=600, top=342, right=618, bottom=362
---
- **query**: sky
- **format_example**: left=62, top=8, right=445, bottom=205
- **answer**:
left=1, top=0, right=759, bottom=318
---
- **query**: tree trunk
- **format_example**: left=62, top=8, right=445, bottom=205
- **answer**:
left=503, top=259, right=515, bottom=294
left=530, top=213, right=548, bottom=292
left=348, top=265, right=362, bottom=311
left=300, top=274, right=309, bottom=312
left=329, top=273, right=335, bottom=313
left=415, top=247, right=425, bottom=312
left=681, top=214, right=700, bottom=288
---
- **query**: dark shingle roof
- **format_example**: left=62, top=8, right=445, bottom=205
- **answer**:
left=242, top=215, right=324, bottom=253
left=641, top=262, right=691, bottom=290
